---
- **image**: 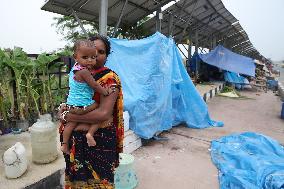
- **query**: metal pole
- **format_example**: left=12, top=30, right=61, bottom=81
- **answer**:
left=168, top=14, right=174, bottom=37
left=212, top=36, right=217, bottom=49
left=112, top=0, right=128, bottom=37
left=195, top=31, right=199, bottom=80
left=156, top=7, right=162, bottom=32
left=159, top=12, right=162, bottom=32
left=187, top=32, right=192, bottom=74
left=99, top=0, right=108, bottom=36
left=188, top=38, right=192, bottom=60
left=71, top=8, right=89, bottom=38
left=223, top=40, right=227, bottom=48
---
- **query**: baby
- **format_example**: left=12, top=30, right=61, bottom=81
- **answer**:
left=61, top=39, right=113, bottom=154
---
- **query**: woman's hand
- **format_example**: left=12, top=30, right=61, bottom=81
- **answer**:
left=104, top=84, right=117, bottom=96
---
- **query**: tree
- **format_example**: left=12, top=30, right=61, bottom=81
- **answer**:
left=52, top=15, right=151, bottom=43
left=115, top=17, right=151, bottom=39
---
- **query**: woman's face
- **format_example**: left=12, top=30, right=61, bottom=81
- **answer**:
left=93, top=39, right=107, bottom=69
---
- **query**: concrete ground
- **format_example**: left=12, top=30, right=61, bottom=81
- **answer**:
left=0, top=85, right=283, bottom=189
left=0, top=129, right=64, bottom=189
left=133, top=90, right=284, bottom=189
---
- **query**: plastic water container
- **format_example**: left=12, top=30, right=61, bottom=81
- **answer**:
left=281, top=102, right=284, bottom=119
left=114, top=153, right=138, bottom=189
left=3, top=142, right=28, bottom=179
left=30, top=114, right=58, bottom=164
left=123, top=111, right=130, bottom=131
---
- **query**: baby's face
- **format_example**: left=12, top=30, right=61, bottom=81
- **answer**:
left=74, top=46, right=97, bottom=70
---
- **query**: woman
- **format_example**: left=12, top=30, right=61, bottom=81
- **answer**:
left=59, top=35, right=124, bottom=188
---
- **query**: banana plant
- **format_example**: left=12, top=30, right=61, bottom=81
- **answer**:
left=0, top=56, right=12, bottom=127
left=0, top=48, right=69, bottom=123
left=0, top=49, right=8, bottom=125
left=34, top=53, right=60, bottom=114
left=0, top=48, right=29, bottom=120
left=22, top=60, right=41, bottom=117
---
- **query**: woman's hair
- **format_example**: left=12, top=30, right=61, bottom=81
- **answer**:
left=89, top=35, right=111, bottom=57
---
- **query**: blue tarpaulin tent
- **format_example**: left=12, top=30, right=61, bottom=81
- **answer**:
left=106, top=32, right=223, bottom=139
left=211, top=132, right=284, bottom=189
left=199, top=45, right=256, bottom=77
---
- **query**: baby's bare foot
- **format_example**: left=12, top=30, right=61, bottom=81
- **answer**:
left=86, top=133, right=96, bottom=147
left=61, top=144, right=70, bottom=154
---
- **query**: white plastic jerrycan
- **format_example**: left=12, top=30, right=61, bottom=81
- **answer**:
left=3, top=142, right=28, bottom=179
left=30, top=114, right=58, bottom=164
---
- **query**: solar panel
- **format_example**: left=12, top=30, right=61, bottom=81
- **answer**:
left=41, top=0, right=174, bottom=26
left=41, top=0, right=265, bottom=59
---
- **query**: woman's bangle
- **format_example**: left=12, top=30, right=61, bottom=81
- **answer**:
left=58, top=102, right=66, bottom=110
left=61, top=110, right=70, bottom=122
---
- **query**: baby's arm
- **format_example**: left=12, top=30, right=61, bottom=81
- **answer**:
left=78, top=69, right=109, bottom=96
left=69, top=102, right=99, bottom=115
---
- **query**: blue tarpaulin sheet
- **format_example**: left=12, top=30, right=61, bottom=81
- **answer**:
left=211, top=132, right=284, bottom=189
left=189, top=52, right=201, bottom=72
left=224, top=71, right=247, bottom=84
left=267, top=80, right=278, bottom=90
left=224, top=71, right=250, bottom=89
left=106, top=32, right=223, bottom=139
left=199, top=45, right=256, bottom=77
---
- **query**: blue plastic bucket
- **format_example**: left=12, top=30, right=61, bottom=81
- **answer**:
left=114, top=153, right=138, bottom=189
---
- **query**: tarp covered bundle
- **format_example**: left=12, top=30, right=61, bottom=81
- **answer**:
left=224, top=71, right=250, bottom=89
left=211, top=132, right=284, bottom=189
left=199, top=45, right=256, bottom=77
left=106, top=32, right=223, bottom=139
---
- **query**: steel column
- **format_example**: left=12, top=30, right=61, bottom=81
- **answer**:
left=156, top=7, right=162, bottom=32
left=168, top=14, right=174, bottom=37
left=195, top=31, right=199, bottom=79
left=99, top=0, right=108, bottom=35
left=187, top=33, right=192, bottom=74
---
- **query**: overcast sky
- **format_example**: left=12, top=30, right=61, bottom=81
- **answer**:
left=222, top=0, right=284, bottom=61
left=0, top=0, right=283, bottom=61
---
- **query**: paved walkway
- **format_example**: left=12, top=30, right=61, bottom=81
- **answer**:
left=195, top=81, right=224, bottom=96
left=133, top=90, right=284, bottom=189
left=2, top=83, right=281, bottom=189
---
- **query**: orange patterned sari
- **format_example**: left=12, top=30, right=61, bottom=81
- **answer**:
left=60, top=67, right=124, bottom=189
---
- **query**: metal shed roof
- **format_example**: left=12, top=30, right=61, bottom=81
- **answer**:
left=41, top=0, right=174, bottom=27
left=41, top=0, right=265, bottom=60
left=141, top=0, right=238, bottom=45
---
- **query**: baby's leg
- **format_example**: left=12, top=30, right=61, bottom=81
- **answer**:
left=86, top=124, right=100, bottom=147
left=61, top=122, right=77, bottom=154
left=99, top=117, right=113, bottom=128
left=85, top=117, right=113, bottom=146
